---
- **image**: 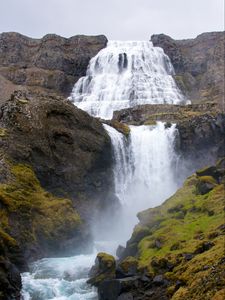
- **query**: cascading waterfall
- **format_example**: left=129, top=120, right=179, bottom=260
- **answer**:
left=22, top=40, right=185, bottom=300
left=69, top=40, right=185, bottom=119
left=103, top=122, right=179, bottom=242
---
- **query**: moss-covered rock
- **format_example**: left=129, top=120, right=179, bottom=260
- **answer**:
left=196, top=175, right=218, bottom=194
left=119, top=160, right=225, bottom=299
left=118, top=256, right=138, bottom=275
left=0, top=162, right=85, bottom=261
left=88, top=252, right=116, bottom=286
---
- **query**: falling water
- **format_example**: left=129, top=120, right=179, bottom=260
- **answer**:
left=69, top=40, right=185, bottom=119
left=22, top=41, right=184, bottom=299
left=103, top=122, right=179, bottom=241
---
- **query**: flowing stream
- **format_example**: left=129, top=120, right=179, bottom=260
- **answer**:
left=22, top=40, right=185, bottom=299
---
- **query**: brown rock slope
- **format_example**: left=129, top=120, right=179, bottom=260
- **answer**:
left=0, top=32, right=107, bottom=104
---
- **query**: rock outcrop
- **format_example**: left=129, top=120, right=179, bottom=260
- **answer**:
left=0, top=90, right=116, bottom=299
left=90, top=160, right=225, bottom=300
left=0, top=32, right=107, bottom=103
left=151, top=32, right=225, bottom=108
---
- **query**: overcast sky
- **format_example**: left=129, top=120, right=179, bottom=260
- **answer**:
left=0, top=0, right=223, bottom=40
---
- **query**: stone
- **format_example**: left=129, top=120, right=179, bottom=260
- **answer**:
left=118, top=292, right=134, bottom=300
left=88, top=252, right=116, bottom=286
left=116, top=245, right=126, bottom=259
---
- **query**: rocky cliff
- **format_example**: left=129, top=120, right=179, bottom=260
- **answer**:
left=151, top=32, right=224, bottom=108
left=0, top=32, right=107, bottom=104
left=0, top=90, right=117, bottom=299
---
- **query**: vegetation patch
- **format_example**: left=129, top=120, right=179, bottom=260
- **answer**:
left=125, top=161, right=225, bottom=300
left=0, top=162, right=81, bottom=258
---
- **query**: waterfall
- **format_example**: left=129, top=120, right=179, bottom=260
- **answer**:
left=69, top=40, right=185, bottom=119
left=103, top=122, right=179, bottom=241
left=22, top=41, right=184, bottom=300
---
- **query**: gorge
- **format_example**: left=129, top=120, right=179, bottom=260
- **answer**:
left=0, top=32, right=224, bottom=300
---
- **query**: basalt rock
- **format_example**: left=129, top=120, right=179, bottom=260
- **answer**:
left=151, top=32, right=224, bottom=108
left=0, top=90, right=116, bottom=219
left=0, top=32, right=107, bottom=104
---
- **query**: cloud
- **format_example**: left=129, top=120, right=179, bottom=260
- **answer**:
left=0, top=0, right=223, bottom=40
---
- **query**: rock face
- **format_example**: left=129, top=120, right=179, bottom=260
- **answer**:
left=0, top=90, right=116, bottom=299
left=0, top=32, right=107, bottom=103
left=0, top=90, right=116, bottom=218
left=151, top=32, right=225, bottom=108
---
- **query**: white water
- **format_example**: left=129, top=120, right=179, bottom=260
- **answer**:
left=69, top=40, right=185, bottom=119
left=103, top=122, right=179, bottom=241
left=22, top=41, right=183, bottom=299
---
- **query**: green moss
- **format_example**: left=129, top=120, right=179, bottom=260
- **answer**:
left=18, top=99, right=29, bottom=104
left=144, top=120, right=157, bottom=126
left=197, top=176, right=217, bottom=185
left=130, top=167, right=224, bottom=299
left=119, top=256, right=138, bottom=273
left=0, top=163, right=81, bottom=251
left=110, top=121, right=130, bottom=137
left=0, top=128, right=7, bottom=137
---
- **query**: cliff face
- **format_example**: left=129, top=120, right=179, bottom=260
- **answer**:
left=0, top=91, right=115, bottom=299
left=151, top=32, right=224, bottom=108
left=0, top=32, right=107, bottom=103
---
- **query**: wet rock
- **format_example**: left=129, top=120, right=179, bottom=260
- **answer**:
left=88, top=252, right=116, bottom=286
left=0, top=258, right=21, bottom=300
left=116, top=245, right=126, bottom=259
left=98, top=280, right=121, bottom=300
left=118, top=292, right=134, bottom=300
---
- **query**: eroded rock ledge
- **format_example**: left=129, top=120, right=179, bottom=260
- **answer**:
left=113, top=103, right=225, bottom=169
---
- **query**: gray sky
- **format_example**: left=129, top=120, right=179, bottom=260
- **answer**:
left=0, top=0, right=224, bottom=40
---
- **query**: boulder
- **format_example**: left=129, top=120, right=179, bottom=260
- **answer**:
left=88, top=252, right=116, bottom=286
left=196, top=176, right=217, bottom=195
left=117, top=256, right=138, bottom=277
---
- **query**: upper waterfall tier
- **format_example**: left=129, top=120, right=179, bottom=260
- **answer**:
left=69, top=40, right=185, bottom=119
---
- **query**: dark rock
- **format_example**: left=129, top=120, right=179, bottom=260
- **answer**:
left=196, top=176, right=217, bottom=195
left=153, top=275, right=164, bottom=285
left=0, top=91, right=116, bottom=221
left=118, top=292, right=134, bottom=300
left=182, top=253, right=194, bottom=261
left=0, top=258, right=21, bottom=300
left=98, top=280, right=121, bottom=300
left=0, top=32, right=107, bottom=103
left=155, top=239, right=163, bottom=249
left=194, top=241, right=215, bottom=254
left=116, top=245, right=126, bottom=259
left=151, top=32, right=224, bottom=109
left=88, top=252, right=116, bottom=286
